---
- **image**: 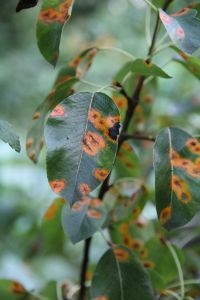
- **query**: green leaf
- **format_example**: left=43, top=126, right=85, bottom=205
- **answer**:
left=0, top=120, right=21, bottom=152
left=129, top=59, right=171, bottom=78
left=45, top=92, right=120, bottom=205
left=172, top=47, right=200, bottom=79
left=16, top=0, right=38, bottom=12
left=159, top=8, right=200, bottom=54
left=0, top=280, right=38, bottom=299
left=90, top=246, right=154, bottom=300
left=62, top=197, right=106, bottom=243
left=154, top=127, right=200, bottom=230
left=26, top=48, right=99, bottom=163
left=36, top=0, right=75, bottom=65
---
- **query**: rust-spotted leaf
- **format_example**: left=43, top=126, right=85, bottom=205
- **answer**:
left=154, top=127, right=200, bottom=230
left=37, top=0, right=75, bottom=65
left=159, top=8, right=200, bottom=54
left=62, top=197, right=106, bottom=243
left=90, top=246, right=154, bottom=300
left=45, top=92, right=120, bottom=205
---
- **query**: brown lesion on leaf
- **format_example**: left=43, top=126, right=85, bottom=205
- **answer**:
left=90, top=198, right=103, bottom=207
left=44, top=203, right=58, bottom=220
left=144, top=60, right=152, bottom=67
left=82, top=131, right=106, bottom=156
left=79, top=183, right=91, bottom=196
left=176, top=26, right=185, bottom=39
left=29, top=150, right=36, bottom=161
left=143, top=260, right=155, bottom=269
left=132, top=239, right=143, bottom=250
left=26, top=138, right=34, bottom=149
left=93, top=296, right=109, bottom=300
left=186, top=138, right=200, bottom=155
left=113, top=247, right=130, bottom=262
left=159, top=205, right=172, bottom=225
left=11, top=281, right=26, bottom=295
left=88, top=109, right=105, bottom=131
left=172, top=7, right=190, bottom=17
left=87, top=208, right=102, bottom=219
left=32, top=111, right=41, bottom=120
left=139, top=247, right=148, bottom=258
left=172, top=175, right=191, bottom=204
left=93, top=168, right=109, bottom=181
left=50, top=178, right=67, bottom=193
left=159, top=11, right=172, bottom=25
left=113, top=94, right=127, bottom=109
left=50, top=104, right=66, bottom=117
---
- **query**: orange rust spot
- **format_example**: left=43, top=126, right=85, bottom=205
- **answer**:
left=69, top=56, right=81, bottom=68
left=87, top=208, right=102, bottom=219
left=44, top=203, right=58, bottom=220
left=160, top=205, right=172, bottom=225
left=56, top=75, right=72, bottom=84
left=159, top=11, right=172, bottom=24
left=119, top=223, right=129, bottom=234
left=123, top=235, right=132, bottom=247
left=143, top=260, right=155, bottom=269
left=29, top=150, right=36, bottom=161
left=93, top=296, right=109, bottom=300
left=80, top=197, right=91, bottom=206
left=72, top=201, right=83, bottom=212
left=50, top=179, right=67, bottom=193
left=79, top=183, right=91, bottom=196
left=113, top=95, right=127, bottom=109
left=93, top=168, right=109, bottom=181
left=132, top=207, right=141, bottom=217
left=88, top=109, right=105, bottom=131
left=172, top=175, right=191, bottom=204
left=82, top=131, right=105, bottom=156
left=132, top=239, right=143, bottom=250
left=39, top=8, right=59, bottom=24
left=144, top=95, right=153, bottom=103
left=90, top=198, right=102, bottom=207
left=50, top=105, right=65, bottom=117
left=105, top=115, right=120, bottom=127
left=32, top=111, right=41, bottom=120
left=39, top=1, right=73, bottom=24
left=122, top=141, right=132, bottom=152
left=186, top=138, right=200, bottom=155
left=140, top=248, right=148, bottom=258
left=172, top=7, right=190, bottom=17
left=11, top=282, right=26, bottom=294
left=176, top=26, right=185, bottom=39
left=134, top=105, right=142, bottom=113
left=26, top=138, right=34, bottom=149
left=113, top=247, right=130, bottom=262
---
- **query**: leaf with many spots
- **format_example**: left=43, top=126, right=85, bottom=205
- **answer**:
left=159, top=8, right=200, bottom=55
left=62, top=197, right=106, bottom=243
left=26, top=48, right=98, bottom=163
left=154, top=127, right=200, bottom=230
left=0, top=120, right=21, bottom=152
left=16, top=0, right=39, bottom=12
left=0, top=280, right=37, bottom=299
left=90, top=246, right=154, bottom=300
left=37, top=0, right=75, bottom=65
left=45, top=92, right=120, bottom=205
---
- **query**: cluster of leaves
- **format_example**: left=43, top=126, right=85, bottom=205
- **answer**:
left=1, top=0, right=200, bottom=299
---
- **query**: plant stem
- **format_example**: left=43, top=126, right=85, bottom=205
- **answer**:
left=122, top=133, right=155, bottom=142
left=99, top=46, right=136, bottom=60
left=77, top=237, right=92, bottom=300
left=143, top=0, right=158, bottom=12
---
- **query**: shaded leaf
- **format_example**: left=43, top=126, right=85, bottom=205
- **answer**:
left=45, top=92, right=120, bottom=205
left=154, top=127, right=200, bottom=230
left=62, top=197, right=106, bottom=243
left=16, top=0, right=39, bottom=12
left=90, top=245, right=154, bottom=300
left=36, top=0, right=75, bottom=65
left=40, top=281, right=57, bottom=299
left=159, top=8, right=200, bottom=54
left=0, top=120, right=21, bottom=152
left=26, top=48, right=99, bottom=163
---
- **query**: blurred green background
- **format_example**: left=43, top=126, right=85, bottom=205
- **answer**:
left=0, top=0, right=200, bottom=293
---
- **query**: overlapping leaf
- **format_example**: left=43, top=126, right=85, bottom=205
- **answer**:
left=0, top=120, right=21, bottom=152
left=90, top=246, right=154, bottom=300
left=37, top=0, right=75, bottom=65
left=159, top=8, right=200, bottom=54
left=26, top=48, right=99, bottom=163
left=154, top=127, right=200, bottom=230
left=45, top=92, right=120, bottom=205
left=62, top=197, right=106, bottom=243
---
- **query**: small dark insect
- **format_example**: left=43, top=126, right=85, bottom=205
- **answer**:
left=108, top=122, right=120, bottom=141
left=16, top=0, right=38, bottom=12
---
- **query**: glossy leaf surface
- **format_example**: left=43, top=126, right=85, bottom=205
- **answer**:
left=90, top=246, right=154, bottom=300
left=37, top=0, right=75, bottom=65
left=159, top=8, right=200, bottom=54
left=154, top=127, right=200, bottom=230
left=45, top=92, right=120, bottom=205
left=0, top=120, right=21, bottom=152
left=62, top=197, right=106, bottom=243
left=16, top=0, right=38, bottom=12
left=26, top=48, right=98, bottom=163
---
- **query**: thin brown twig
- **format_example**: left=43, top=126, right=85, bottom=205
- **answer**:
left=122, top=133, right=155, bottom=142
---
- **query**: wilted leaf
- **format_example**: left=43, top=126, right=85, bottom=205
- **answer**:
left=45, top=92, right=120, bottom=205
left=16, top=0, right=39, bottom=12
left=36, top=0, right=75, bottom=65
left=26, top=48, right=99, bottom=163
left=154, top=127, right=200, bottom=230
left=0, top=120, right=21, bottom=152
left=159, top=8, right=200, bottom=54
left=90, top=245, right=154, bottom=300
left=62, top=197, right=106, bottom=243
